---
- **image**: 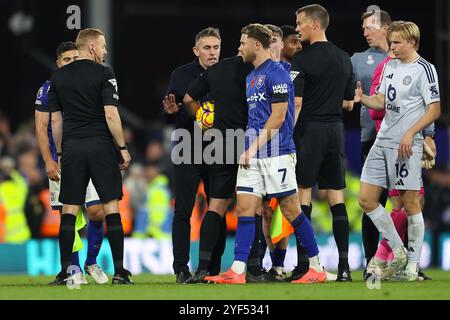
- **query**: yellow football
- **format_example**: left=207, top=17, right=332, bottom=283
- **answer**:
left=196, top=101, right=215, bottom=130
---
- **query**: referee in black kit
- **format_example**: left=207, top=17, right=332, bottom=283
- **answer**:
left=290, top=4, right=355, bottom=281
left=48, top=28, right=132, bottom=285
left=163, top=27, right=224, bottom=284
left=183, top=55, right=271, bottom=283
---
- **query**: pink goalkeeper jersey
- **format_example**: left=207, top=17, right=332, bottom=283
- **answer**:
left=369, top=56, right=392, bottom=132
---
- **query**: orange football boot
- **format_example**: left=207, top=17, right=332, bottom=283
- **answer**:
left=291, top=268, right=327, bottom=284
left=204, top=269, right=246, bottom=284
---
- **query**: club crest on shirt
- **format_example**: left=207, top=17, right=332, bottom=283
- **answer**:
left=402, top=75, right=412, bottom=86
left=367, top=55, right=374, bottom=65
left=256, top=75, right=266, bottom=89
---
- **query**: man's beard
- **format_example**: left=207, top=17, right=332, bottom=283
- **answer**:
left=244, top=51, right=257, bottom=63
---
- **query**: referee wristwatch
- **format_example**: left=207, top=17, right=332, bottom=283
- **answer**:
left=119, top=145, right=128, bottom=150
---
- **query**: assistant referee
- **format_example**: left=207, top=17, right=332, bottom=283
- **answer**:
left=48, top=28, right=132, bottom=285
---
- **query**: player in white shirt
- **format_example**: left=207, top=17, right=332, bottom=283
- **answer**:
left=355, top=21, right=441, bottom=281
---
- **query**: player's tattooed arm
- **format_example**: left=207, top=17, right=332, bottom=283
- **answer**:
left=35, top=110, right=52, bottom=163
left=51, top=111, right=63, bottom=156
left=35, top=110, right=60, bottom=181
left=51, top=111, right=63, bottom=180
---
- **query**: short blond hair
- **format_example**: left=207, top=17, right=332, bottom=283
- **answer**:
left=76, top=28, right=104, bottom=50
left=388, top=21, right=420, bottom=50
left=264, top=24, right=283, bottom=39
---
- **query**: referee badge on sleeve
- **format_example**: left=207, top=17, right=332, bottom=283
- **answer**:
left=290, top=71, right=299, bottom=81
left=108, top=79, right=118, bottom=92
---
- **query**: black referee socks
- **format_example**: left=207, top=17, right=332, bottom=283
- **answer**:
left=198, top=211, right=222, bottom=271
left=59, top=214, right=76, bottom=272
left=105, top=213, right=124, bottom=273
left=362, top=213, right=380, bottom=264
left=300, top=205, right=312, bottom=221
left=330, top=203, right=350, bottom=269
left=208, top=215, right=227, bottom=275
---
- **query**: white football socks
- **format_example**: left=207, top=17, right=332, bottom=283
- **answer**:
left=231, top=261, right=246, bottom=274
left=309, top=256, right=322, bottom=273
left=272, top=266, right=284, bottom=275
left=367, top=204, right=404, bottom=250
left=406, top=212, right=424, bottom=273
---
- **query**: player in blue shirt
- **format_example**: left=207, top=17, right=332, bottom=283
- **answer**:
left=258, top=24, right=295, bottom=281
left=205, top=24, right=326, bottom=284
left=35, top=42, right=108, bottom=285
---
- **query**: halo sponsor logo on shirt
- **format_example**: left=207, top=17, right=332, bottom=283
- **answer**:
left=272, top=83, right=288, bottom=94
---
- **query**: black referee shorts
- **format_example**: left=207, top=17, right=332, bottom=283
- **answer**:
left=295, top=121, right=346, bottom=190
left=208, top=163, right=238, bottom=199
left=206, top=137, right=243, bottom=199
left=59, top=136, right=123, bottom=205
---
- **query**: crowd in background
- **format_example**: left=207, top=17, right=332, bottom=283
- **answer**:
left=0, top=111, right=176, bottom=242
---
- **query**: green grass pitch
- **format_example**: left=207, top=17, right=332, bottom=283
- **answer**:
left=0, top=270, right=449, bottom=300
